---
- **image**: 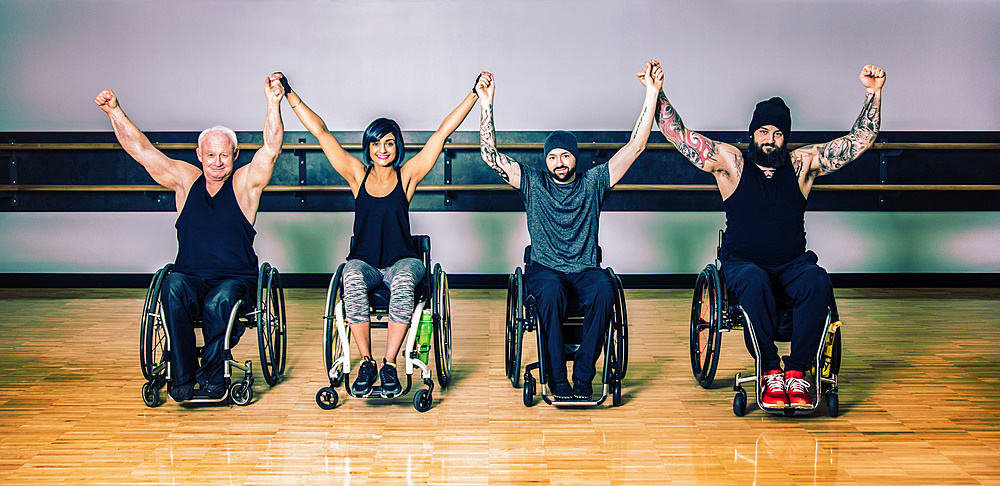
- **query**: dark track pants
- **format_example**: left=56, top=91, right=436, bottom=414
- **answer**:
left=161, top=273, right=253, bottom=387
left=722, top=251, right=831, bottom=372
left=524, top=264, right=615, bottom=387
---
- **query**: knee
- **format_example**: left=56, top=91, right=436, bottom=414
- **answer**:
left=161, top=273, right=191, bottom=304
left=388, top=273, right=416, bottom=295
left=592, top=280, right=616, bottom=307
left=205, top=290, right=240, bottom=316
left=802, top=267, right=833, bottom=298
left=730, top=267, right=770, bottom=296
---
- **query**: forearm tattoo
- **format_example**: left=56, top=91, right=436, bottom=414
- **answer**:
left=479, top=103, right=511, bottom=182
left=817, top=91, right=881, bottom=174
left=656, top=91, right=717, bottom=169
left=630, top=104, right=648, bottom=142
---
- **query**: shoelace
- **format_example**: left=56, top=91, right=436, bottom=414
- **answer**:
left=764, top=373, right=785, bottom=393
left=786, top=375, right=811, bottom=394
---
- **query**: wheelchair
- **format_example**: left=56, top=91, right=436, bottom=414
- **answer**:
left=690, top=231, right=842, bottom=417
left=139, top=262, right=287, bottom=407
left=505, top=247, right=628, bottom=407
left=315, top=235, right=452, bottom=412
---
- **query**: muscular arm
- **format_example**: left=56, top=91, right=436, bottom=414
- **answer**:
left=476, top=73, right=522, bottom=189
left=401, top=88, right=480, bottom=199
left=655, top=88, right=738, bottom=175
left=235, top=75, right=285, bottom=222
left=95, top=90, right=198, bottom=195
left=608, top=61, right=662, bottom=186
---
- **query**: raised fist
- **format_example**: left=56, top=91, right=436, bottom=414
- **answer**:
left=95, top=89, right=118, bottom=113
left=265, top=73, right=285, bottom=101
left=637, top=60, right=664, bottom=90
left=860, top=64, right=886, bottom=90
left=475, top=71, right=494, bottom=101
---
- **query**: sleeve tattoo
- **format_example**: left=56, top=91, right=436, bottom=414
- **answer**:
left=817, top=91, right=881, bottom=174
left=479, top=103, right=513, bottom=183
left=656, top=91, right=717, bottom=169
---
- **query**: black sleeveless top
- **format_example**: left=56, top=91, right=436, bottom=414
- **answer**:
left=346, top=167, right=418, bottom=267
left=722, top=152, right=807, bottom=266
left=173, top=175, right=258, bottom=280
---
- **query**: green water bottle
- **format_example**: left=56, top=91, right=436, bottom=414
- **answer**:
left=416, top=310, right=433, bottom=364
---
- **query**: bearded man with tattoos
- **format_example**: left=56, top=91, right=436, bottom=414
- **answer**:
left=476, top=61, right=663, bottom=401
left=654, top=63, right=885, bottom=408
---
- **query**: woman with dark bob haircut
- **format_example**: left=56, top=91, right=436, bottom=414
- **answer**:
left=276, top=72, right=482, bottom=398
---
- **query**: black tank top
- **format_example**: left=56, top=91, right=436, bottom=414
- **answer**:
left=722, top=152, right=807, bottom=266
left=173, top=175, right=258, bottom=279
left=346, top=167, right=418, bottom=267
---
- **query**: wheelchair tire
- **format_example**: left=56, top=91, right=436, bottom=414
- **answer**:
left=690, top=265, right=723, bottom=389
left=608, top=268, right=629, bottom=381
left=522, top=375, right=535, bottom=407
left=323, top=265, right=348, bottom=388
left=140, top=264, right=171, bottom=382
left=257, top=263, right=287, bottom=387
left=733, top=389, right=748, bottom=417
left=611, top=378, right=622, bottom=407
left=413, top=388, right=433, bottom=412
left=826, top=391, right=839, bottom=418
left=432, top=264, right=452, bottom=388
left=504, top=273, right=518, bottom=384
left=510, top=267, right=526, bottom=389
left=231, top=381, right=252, bottom=406
left=316, top=386, right=339, bottom=410
left=141, top=381, right=161, bottom=408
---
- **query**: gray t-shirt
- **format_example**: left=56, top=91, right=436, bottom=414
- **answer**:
left=518, top=161, right=611, bottom=273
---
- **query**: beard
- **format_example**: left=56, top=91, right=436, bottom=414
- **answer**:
left=548, top=165, right=577, bottom=183
left=748, top=139, right=789, bottom=169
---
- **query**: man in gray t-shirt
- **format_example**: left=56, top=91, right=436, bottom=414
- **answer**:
left=475, top=62, right=664, bottom=400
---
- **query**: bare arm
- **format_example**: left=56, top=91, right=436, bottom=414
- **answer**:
left=475, top=72, right=522, bottom=189
left=277, top=73, right=366, bottom=193
left=94, top=89, right=198, bottom=194
left=608, top=61, right=662, bottom=186
left=233, top=74, right=285, bottom=222
left=794, top=65, right=885, bottom=179
left=401, top=85, right=481, bottom=198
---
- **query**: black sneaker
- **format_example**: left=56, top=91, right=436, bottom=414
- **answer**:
left=550, top=380, right=573, bottom=401
left=168, top=381, right=194, bottom=402
left=352, top=357, right=378, bottom=395
left=195, top=382, right=226, bottom=400
left=379, top=360, right=402, bottom=398
left=573, top=381, right=594, bottom=401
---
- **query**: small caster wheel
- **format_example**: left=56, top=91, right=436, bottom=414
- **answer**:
left=231, top=382, right=252, bottom=406
left=611, top=380, right=623, bottom=407
left=826, top=392, right=839, bottom=417
left=733, top=389, right=747, bottom=417
left=316, top=386, right=339, bottom=410
left=522, top=376, right=535, bottom=407
left=142, top=381, right=161, bottom=408
left=413, top=388, right=433, bottom=412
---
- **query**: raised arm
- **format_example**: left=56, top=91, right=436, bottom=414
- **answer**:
left=401, top=80, right=481, bottom=198
left=233, top=74, right=285, bottom=221
left=607, top=61, right=663, bottom=186
left=794, top=65, right=885, bottom=179
left=475, top=72, right=522, bottom=189
left=94, top=89, right=199, bottom=195
left=654, top=65, right=741, bottom=178
left=277, top=73, right=366, bottom=193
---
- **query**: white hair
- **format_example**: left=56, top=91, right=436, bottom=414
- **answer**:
left=197, top=125, right=239, bottom=152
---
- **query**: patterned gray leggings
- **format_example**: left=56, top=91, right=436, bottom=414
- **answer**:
left=342, top=258, right=425, bottom=324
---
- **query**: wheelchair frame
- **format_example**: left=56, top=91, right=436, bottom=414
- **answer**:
left=314, top=235, right=452, bottom=412
left=139, top=262, right=287, bottom=407
left=505, top=248, right=629, bottom=408
left=689, top=231, right=842, bottom=417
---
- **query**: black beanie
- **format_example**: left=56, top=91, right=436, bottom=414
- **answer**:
left=748, top=97, right=791, bottom=140
left=544, top=130, right=580, bottom=160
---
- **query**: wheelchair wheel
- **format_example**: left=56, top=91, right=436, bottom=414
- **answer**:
left=611, top=376, right=623, bottom=407
left=141, top=381, right=161, bottom=408
left=733, top=388, right=748, bottom=417
left=413, top=388, right=433, bottom=412
left=140, top=264, right=171, bottom=382
left=504, top=273, right=517, bottom=383
left=608, top=269, right=629, bottom=381
left=507, top=267, right=526, bottom=388
left=826, top=391, right=839, bottom=418
left=522, top=374, right=535, bottom=407
left=316, top=386, right=339, bottom=410
left=690, top=265, right=723, bottom=389
left=230, top=381, right=252, bottom=406
left=256, top=263, right=287, bottom=387
left=432, top=264, right=452, bottom=388
left=323, top=265, right=348, bottom=387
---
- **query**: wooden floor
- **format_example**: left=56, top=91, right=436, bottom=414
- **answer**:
left=0, top=287, right=999, bottom=485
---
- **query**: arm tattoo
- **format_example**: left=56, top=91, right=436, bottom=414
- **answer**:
left=479, top=103, right=511, bottom=182
left=817, top=91, right=881, bottom=175
left=656, top=90, right=717, bottom=169
left=630, top=104, right=648, bottom=142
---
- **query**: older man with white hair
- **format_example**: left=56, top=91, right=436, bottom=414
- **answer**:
left=95, top=74, right=284, bottom=401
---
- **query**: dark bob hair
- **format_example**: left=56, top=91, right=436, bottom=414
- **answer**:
left=361, top=117, right=405, bottom=166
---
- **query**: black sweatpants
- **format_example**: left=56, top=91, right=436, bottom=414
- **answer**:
left=523, top=263, right=615, bottom=388
left=722, top=251, right=832, bottom=372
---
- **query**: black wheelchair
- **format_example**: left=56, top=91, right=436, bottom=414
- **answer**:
left=315, top=235, right=452, bottom=412
left=505, top=247, right=628, bottom=407
left=139, top=262, right=287, bottom=407
left=690, top=231, right=842, bottom=417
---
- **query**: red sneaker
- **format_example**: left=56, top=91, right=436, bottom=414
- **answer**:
left=785, top=370, right=813, bottom=408
left=761, top=369, right=787, bottom=407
